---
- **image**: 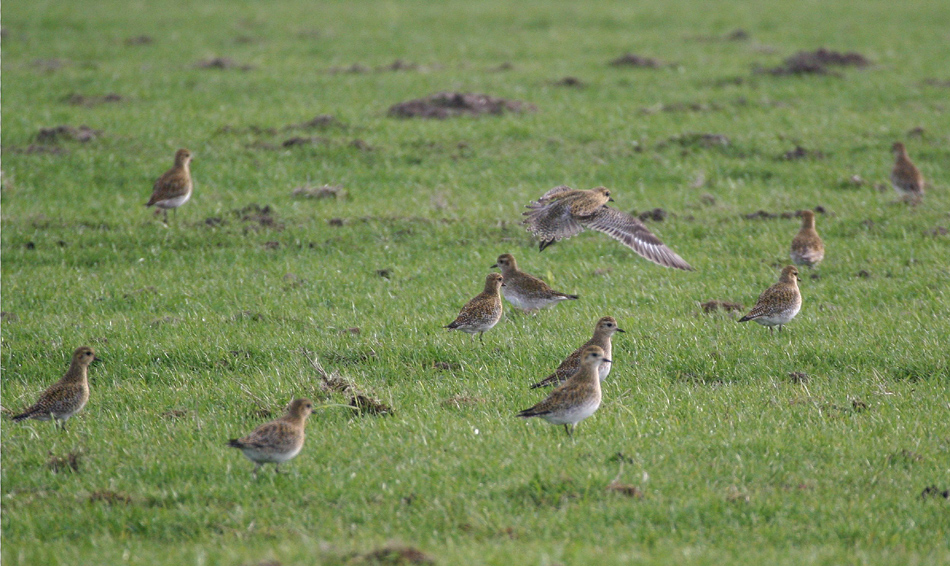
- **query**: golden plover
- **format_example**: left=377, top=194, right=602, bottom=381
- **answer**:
left=738, top=266, right=802, bottom=334
left=790, top=210, right=825, bottom=268
left=530, top=316, right=624, bottom=388
left=228, top=398, right=314, bottom=475
left=491, top=253, right=578, bottom=313
left=517, top=345, right=608, bottom=437
left=146, top=148, right=194, bottom=223
left=890, top=142, right=924, bottom=203
left=523, top=185, right=693, bottom=270
left=445, top=273, right=504, bottom=341
left=12, top=346, right=97, bottom=431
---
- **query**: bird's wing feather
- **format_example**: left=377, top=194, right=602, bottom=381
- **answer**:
left=523, top=199, right=585, bottom=243
left=583, top=207, right=694, bottom=270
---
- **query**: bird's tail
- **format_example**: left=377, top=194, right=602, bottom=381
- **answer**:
left=737, top=314, right=754, bottom=323
left=529, top=375, right=558, bottom=389
left=11, top=407, right=39, bottom=422
left=517, top=407, right=549, bottom=418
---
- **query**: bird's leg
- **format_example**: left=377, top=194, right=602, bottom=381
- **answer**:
left=162, top=210, right=169, bottom=224
left=478, top=332, right=484, bottom=343
left=275, top=464, right=281, bottom=474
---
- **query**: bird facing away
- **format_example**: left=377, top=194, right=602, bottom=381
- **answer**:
left=12, top=346, right=97, bottom=431
left=491, top=253, right=578, bottom=313
left=790, top=210, right=825, bottom=268
left=890, top=142, right=924, bottom=203
left=445, top=273, right=505, bottom=342
left=517, top=345, right=608, bottom=437
left=522, top=185, right=693, bottom=271
left=146, top=148, right=194, bottom=223
left=529, top=316, right=625, bottom=389
left=228, top=398, right=314, bottom=475
left=738, top=266, right=802, bottom=334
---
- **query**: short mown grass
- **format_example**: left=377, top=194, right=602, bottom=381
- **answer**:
left=2, top=0, right=949, bottom=564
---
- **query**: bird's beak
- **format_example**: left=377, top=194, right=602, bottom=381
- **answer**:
left=616, top=328, right=626, bottom=333
left=608, top=197, right=615, bottom=202
left=603, top=358, right=613, bottom=364
left=501, top=282, right=506, bottom=287
left=93, top=356, right=103, bottom=363
left=491, top=263, right=499, bottom=268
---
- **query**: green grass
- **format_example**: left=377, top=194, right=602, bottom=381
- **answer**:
left=2, top=0, right=950, bottom=564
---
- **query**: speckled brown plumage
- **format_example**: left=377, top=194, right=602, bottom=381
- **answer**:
left=529, top=316, right=624, bottom=388
left=790, top=210, right=825, bottom=267
left=12, top=346, right=96, bottom=431
left=890, top=142, right=924, bottom=203
left=228, top=398, right=314, bottom=474
left=518, top=346, right=608, bottom=437
left=522, top=186, right=693, bottom=270
left=738, top=266, right=802, bottom=334
left=445, top=273, right=504, bottom=341
left=146, top=148, right=194, bottom=222
left=491, top=253, right=578, bottom=313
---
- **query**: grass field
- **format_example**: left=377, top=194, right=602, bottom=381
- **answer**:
left=2, top=0, right=950, bottom=564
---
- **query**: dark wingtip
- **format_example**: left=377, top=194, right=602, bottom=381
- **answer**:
left=737, top=316, right=751, bottom=323
left=227, top=439, right=243, bottom=448
left=539, top=239, right=555, bottom=252
left=567, top=294, right=579, bottom=300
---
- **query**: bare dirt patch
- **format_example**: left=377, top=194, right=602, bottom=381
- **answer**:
left=308, top=354, right=393, bottom=416
left=233, top=204, right=284, bottom=231
left=760, top=48, right=871, bottom=76
left=552, top=76, right=585, bottom=88
left=700, top=300, right=744, bottom=314
left=292, top=184, right=345, bottom=199
left=125, top=35, right=153, bottom=45
left=639, top=101, right=722, bottom=115
left=281, top=136, right=326, bottom=148
left=779, top=145, right=824, bottom=160
left=633, top=208, right=668, bottom=222
left=63, top=93, right=123, bottom=107
left=89, top=490, right=133, bottom=505
left=921, top=486, right=950, bottom=500
left=923, top=78, right=950, bottom=88
left=743, top=206, right=826, bottom=220
left=610, top=53, right=665, bottom=68
left=1, top=311, right=20, bottom=322
left=47, top=450, right=81, bottom=473
left=388, top=92, right=536, bottom=119
left=606, top=481, right=644, bottom=498
left=195, top=57, right=254, bottom=70
left=348, top=544, right=435, bottom=565
left=36, top=125, right=101, bottom=143
left=925, top=226, right=948, bottom=237
left=788, top=371, right=809, bottom=384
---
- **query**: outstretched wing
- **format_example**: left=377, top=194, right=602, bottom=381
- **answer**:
left=583, top=207, right=694, bottom=271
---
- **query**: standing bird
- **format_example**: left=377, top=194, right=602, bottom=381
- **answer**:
left=523, top=185, right=693, bottom=271
left=517, top=345, right=609, bottom=437
left=529, top=316, right=625, bottom=389
left=146, top=148, right=194, bottom=223
left=228, top=398, right=314, bottom=475
left=890, top=142, right=925, bottom=203
left=491, top=253, right=578, bottom=313
left=738, top=266, right=802, bottom=334
left=790, top=210, right=825, bottom=268
left=445, top=273, right=505, bottom=342
left=12, top=346, right=97, bottom=431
